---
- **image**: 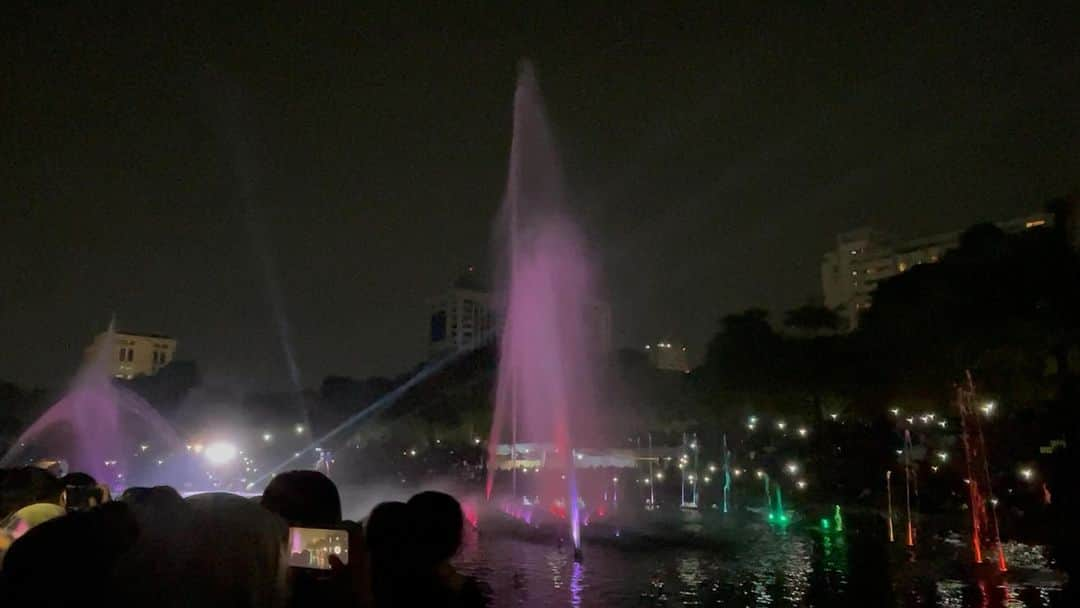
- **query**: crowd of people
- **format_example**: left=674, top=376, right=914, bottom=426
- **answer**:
left=0, top=465, right=489, bottom=607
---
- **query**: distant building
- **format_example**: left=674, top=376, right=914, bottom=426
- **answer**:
left=428, top=269, right=495, bottom=358
left=645, top=340, right=690, bottom=373
left=587, top=300, right=614, bottom=355
left=821, top=211, right=1052, bottom=331
left=427, top=270, right=613, bottom=359
left=85, top=330, right=177, bottom=379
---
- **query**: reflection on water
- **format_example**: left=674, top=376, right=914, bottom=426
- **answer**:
left=455, top=519, right=1066, bottom=607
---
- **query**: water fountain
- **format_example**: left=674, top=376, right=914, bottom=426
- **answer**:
left=957, top=371, right=1007, bottom=572
left=904, top=429, right=916, bottom=546
left=485, top=61, right=604, bottom=560
left=1, top=321, right=181, bottom=485
left=721, top=433, right=731, bottom=514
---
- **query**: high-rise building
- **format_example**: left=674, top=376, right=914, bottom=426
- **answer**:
left=587, top=300, right=613, bottom=355
left=426, top=270, right=612, bottom=359
left=85, top=330, right=177, bottom=379
left=645, top=340, right=689, bottom=373
left=427, top=269, right=495, bottom=358
left=821, top=211, right=1052, bottom=330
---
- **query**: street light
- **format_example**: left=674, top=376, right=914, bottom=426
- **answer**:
left=262, top=433, right=273, bottom=442
left=205, top=442, right=238, bottom=465
left=785, top=462, right=799, bottom=475
left=1019, top=468, right=1034, bottom=481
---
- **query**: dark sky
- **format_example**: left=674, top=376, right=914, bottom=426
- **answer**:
left=3, top=4, right=1079, bottom=391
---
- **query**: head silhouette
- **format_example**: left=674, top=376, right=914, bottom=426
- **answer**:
left=407, top=491, right=464, bottom=567
left=261, top=470, right=341, bottom=526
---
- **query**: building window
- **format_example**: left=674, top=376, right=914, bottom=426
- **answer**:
left=119, top=348, right=126, bottom=361
left=127, top=349, right=134, bottom=362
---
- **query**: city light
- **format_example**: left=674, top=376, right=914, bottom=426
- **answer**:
left=263, top=433, right=273, bottom=442
left=689, top=441, right=698, bottom=450
left=576, top=452, right=584, bottom=460
left=796, top=479, right=807, bottom=490
left=981, top=401, right=995, bottom=416
left=797, top=427, right=808, bottom=437
left=656, top=472, right=664, bottom=481
left=755, top=469, right=766, bottom=479
left=733, top=468, right=743, bottom=478
left=703, top=476, right=711, bottom=483
left=708, top=464, right=717, bottom=473
left=612, top=477, right=618, bottom=483
left=829, top=413, right=839, bottom=421
left=776, top=420, right=787, bottom=431
left=204, top=442, right=238, bottom=465
left=409, top=449, right=417, bottom=457
left=890, top=408, right=900, bottom=416
left=785, top=462, right=799, bottom=475
left=938, top=420, right=947, bottom=428
left=1020, top=468, right=1034, bottom=481
left=295, top=424, right=305, bottom=435
left=140, top=444, right=149, bottom=452
left=192, top=443, right=204, bottom=454
left=937, top=451, right=948, bottom=462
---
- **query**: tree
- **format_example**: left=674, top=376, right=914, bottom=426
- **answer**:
left=783, top=305, right=841, bottom=334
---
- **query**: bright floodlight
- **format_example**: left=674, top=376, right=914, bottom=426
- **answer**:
left=295, top=424, right=305, bottom=435
left=262, top=433, right=273, bottom=442
left=205, top=442, right=238, bottom=465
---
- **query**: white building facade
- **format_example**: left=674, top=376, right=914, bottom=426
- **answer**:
left=85, top=330, right=177, bottom=379
left=822, top=212, right=1052, bottom=331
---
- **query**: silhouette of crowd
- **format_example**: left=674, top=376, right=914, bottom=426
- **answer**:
left=0, top=464, right=488, bottom=607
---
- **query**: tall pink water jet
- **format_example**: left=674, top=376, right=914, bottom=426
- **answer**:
left=1, top=322, right=181, bottom=484
left=485, top=62, right=603, bottom=554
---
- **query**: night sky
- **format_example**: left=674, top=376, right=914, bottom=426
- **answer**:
left=3, top=4, right=1079, bottom=390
